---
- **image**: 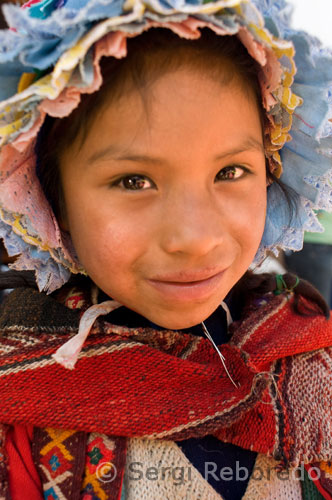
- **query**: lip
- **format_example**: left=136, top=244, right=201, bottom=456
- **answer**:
left=150, top=267, right=224, bottom=282
left=147, top=269, right=226, bottom=302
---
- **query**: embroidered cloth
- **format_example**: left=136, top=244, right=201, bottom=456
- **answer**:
left=0, top=287, right=332, bottom=498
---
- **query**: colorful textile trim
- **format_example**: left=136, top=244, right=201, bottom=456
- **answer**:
left=81, top=434, right=126, bottom=500
left=304, top=463, right=332, bottom=500
left=0, top=0, right=331, bottom=291
left=0, top=287, right=331, bottom=471
left=32, top=427, right=88, bottom=498
left=31, top=427, right=126, bottom=500
left=29, top=286, right=126, bottom=500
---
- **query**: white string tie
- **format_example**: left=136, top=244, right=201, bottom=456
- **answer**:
left=220, top=300, right=233, bottom=327
left=201, top=321, right=239, bottom=388
left=53, top=300, right=122, bottom=370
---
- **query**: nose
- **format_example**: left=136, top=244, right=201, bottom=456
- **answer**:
left=160, top=188, right=225, bottom=257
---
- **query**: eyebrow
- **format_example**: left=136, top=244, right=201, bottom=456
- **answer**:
left=87, top=136, right=265, bottom=166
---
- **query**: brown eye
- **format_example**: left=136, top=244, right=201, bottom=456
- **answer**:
left=215, top=165, right=246, bottom=181
left=116, top=175, right=154, bottom=190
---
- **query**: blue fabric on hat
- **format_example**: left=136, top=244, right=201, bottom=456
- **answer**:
left=0, top=0, right=332, bottom=290
left=251, top=1, right=332, bottom=261
left=28, top=0, right=66, bottom=19
left=1, top=0, right=125, bottom=70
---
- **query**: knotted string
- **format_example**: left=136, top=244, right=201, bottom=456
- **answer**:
left=274, top=274, right=299, bottom=296
left=53, top=300, right=122, bottom=369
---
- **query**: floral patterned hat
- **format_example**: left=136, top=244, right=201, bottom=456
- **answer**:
left=0, top=0, right=332, bottom=293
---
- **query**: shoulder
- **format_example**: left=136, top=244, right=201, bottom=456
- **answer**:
left=229, top=291, right=332, bottom=363
left=0, top=287, right=80, bottom=334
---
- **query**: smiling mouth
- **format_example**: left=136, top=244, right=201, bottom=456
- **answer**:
left=147, top=270, right=226, bottom=302
left=157, top=276, right=216, bottom=285
left=150, top=267, right=225, bottom=283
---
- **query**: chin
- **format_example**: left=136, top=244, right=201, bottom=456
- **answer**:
left=148, top=307, right=217, bottom=331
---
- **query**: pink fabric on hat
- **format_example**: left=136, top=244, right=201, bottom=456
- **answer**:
left=0, top=114, right=78, bottom=269
left=0, top=32, right=133, bottom=275
left=91, top=30, right=128, bottom=91
left=40, top=86, right=82, bottom=118
left=21, top=0, right=43, bottom=9
left=260, top=47, right=281, bottom=109
left=0, top=143, right=33, bottom=181
left=146, top=19, right=281, bottom=111
left=161, top=16, right=233, bottom=38
left=40, top=31, right=128, bottom=118
left=11, top=110, right=46, bottom=153
left=37, top=20, right=282, bottom=135
left=0, top=148, right=61, bottom=248
left=238, top=27, right=281, bottom=110
left=238, top=27, right=267, bottom=66
left=0, top=17, right=284, bottom=283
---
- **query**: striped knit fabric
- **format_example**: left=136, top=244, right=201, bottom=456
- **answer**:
left=0, top=286, right=332, bottom=498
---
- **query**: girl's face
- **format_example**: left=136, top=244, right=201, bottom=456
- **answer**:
left=60, top=68, right=267, bottom=329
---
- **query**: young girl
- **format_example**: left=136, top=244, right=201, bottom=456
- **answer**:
left=0, top=0, right=332, bottom=499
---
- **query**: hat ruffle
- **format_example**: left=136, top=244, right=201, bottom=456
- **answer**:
left=255, top=20, right=332, bottom=264
left=0, top=0, right=331, bottom=291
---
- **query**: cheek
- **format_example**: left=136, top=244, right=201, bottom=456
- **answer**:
left=248, top=188, right=266, bottom=231
left=247, top=189, right=267, bottom=243
left=224, top=184, right=267, bottom=250
left=223, top=187, right=266, bottom=288
left=64, top=198, right=151, bottom=279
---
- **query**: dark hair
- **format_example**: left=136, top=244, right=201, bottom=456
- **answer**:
left=33, top=27, right=318, bottom=315
left=233, top=270, right=330, bottom=319
left=0, top=269, right=328, bottom=319
left=37, top=28, right=292, bottom=220
left=0, top=28, right=327, bottom=320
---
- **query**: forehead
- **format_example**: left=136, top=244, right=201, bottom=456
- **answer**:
left=62, top=67, right=263, bottom=167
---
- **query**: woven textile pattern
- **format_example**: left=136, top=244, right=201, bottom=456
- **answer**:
left=124, top=439, right=304, bottom=499
left=0, top=288, right=330, bottom=458
left=32, top=427, right=88, bottom=499
left=0, top=287, right=332, bottom=497
left=30, top=287, right=127, bottom=500
left=242, top=453, right=303, bottom=499
left=124, top=438, right=224, bottom=499
left=31, top=427, right=126, bottom=500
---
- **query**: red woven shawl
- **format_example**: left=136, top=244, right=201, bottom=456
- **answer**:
left=0, top=287, right=331, bottom=468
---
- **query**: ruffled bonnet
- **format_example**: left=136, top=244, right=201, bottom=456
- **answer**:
left=0, top=0, right=332, bottom=294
